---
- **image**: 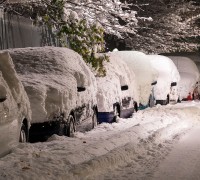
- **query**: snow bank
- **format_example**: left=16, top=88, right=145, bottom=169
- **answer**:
left=96, top=53, right=137, bottom=112
left=168, top=56, right=199, bottom=100
left=6, top=47, right=97, bottom=123
left=110, top=51, right=157, bottom=106
left=0, top=102, right=200, bottom=179
left=148, top=55, right=180, bottom=100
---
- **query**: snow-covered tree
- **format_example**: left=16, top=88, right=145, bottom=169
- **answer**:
left=107, top=0, right=200, bottom=53
left=3, top=0, right=150, bottom=75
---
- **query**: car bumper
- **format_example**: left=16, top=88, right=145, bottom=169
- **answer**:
left=98, top=107, right=134, bottom=123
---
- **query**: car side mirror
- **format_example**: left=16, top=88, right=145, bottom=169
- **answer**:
left=151, top=81, right=157, bottom=86
left=121, top=85, right=128, bottom=91
left=171, top=82, right=177, bottom=87
left=77, top=87, right=86, bottom=92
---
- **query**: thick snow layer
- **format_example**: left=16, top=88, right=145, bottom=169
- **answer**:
left=5, top=47, right=97, bottom=123
left=110, top=51, right=157, bottom=106
left=0, top=52, right=31, bottom=121
left=168, top=56, right=199, bottom=99
left=169, top=56, right=199, bottom=78
left=178, top=72, right=198, bottom=99
left=0, top=52, right=31, bottom=157
left=96, top=53, right=138, bottom=112
left=148, top=55, right=180, bottom=100
left=0, top=102, right=200, bottom=179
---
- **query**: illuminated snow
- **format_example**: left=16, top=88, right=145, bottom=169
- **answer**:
left=168, top=56, right=199, bottom=100
left=96, top=52, right=137, bottom=112
left=148, top=55, right=180, bottom=101
left=0, top=102, right=200, bottom=179
left=110, top=51, right=157, bottom=106
left=6, top=47, right=97, bottom=123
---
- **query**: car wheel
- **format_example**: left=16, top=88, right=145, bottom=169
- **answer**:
left=19, top=124, right=27, bottom=143
left=166, top=94, right=170, bottom=105
left=67, top=115, right=75, bottom=137
left=92, top=110, right=98, bottom=128
left=134, top=102, right=138, bottom=112
left=113, top=106, right=119, bottom=123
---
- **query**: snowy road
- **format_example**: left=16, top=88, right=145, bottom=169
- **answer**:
left=151, top=127, right=200, bottom=180
left=1, top=101, right=200, bottom=180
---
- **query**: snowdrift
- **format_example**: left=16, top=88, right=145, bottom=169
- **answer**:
left=6, top=47, right=97, bottom=124
left=168, top=56, right=199, bottom=100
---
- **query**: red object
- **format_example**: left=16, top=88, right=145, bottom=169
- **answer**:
left=187, top=93, right=192, bottom=101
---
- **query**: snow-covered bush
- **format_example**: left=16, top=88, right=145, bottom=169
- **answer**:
left=3, top=0, right=153, bottom=75
left=3, top=1, right=107, bottom=75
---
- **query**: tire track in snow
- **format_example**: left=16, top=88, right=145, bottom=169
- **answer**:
left=62, top=110, right=196, bottom=179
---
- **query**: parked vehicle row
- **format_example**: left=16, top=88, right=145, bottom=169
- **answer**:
left=0, top=46, right=199, bottom=156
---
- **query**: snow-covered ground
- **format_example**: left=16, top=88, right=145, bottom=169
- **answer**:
left=1, top=101, right=200, bottom=180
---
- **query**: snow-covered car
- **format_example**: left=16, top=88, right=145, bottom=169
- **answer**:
left=148, top=55, right=180, bottom=105
left=0, top=52, right=31, bottom=157
left=110, top=50, right=158, bottom=109
left=168, top=56, right=199, bottom=101
left=6, top=47, right=98, bottom=142
left=96, top=52, right=137, bottom=123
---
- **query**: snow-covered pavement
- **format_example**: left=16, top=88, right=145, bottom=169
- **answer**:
left=1, top=101, right=200, bottom=180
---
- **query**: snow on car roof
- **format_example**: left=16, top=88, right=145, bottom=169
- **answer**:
left=148, top=55, right=180, bottom=100
left=5, top=47, right=97, bottom=123
left=168, top=56, right=199, bottom=99
left=6, top=46, right=93, bottom=87
left=149, top=55, right=180, bottom=82
left=96, top=52, right=139, bottom=112
left=109, top=51, right=157, bottom=105
left=169, top=56, right=199, bottom=80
